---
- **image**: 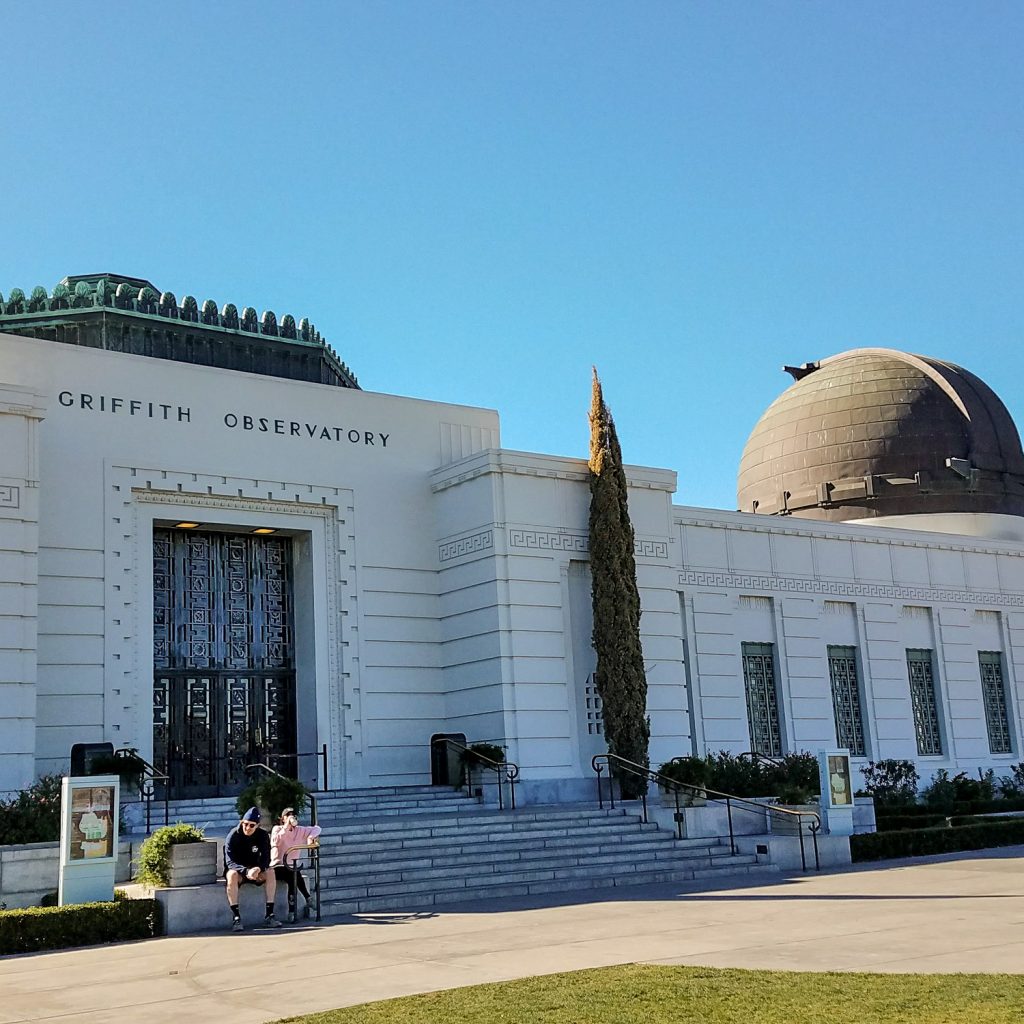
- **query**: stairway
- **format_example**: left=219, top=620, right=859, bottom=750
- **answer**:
left=128, top=786, right=776, bottom=914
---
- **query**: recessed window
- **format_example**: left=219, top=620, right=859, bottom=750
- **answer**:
left=906, top=649, right=943, bottom=756
left=828, top=645, right=866, bottom=757
left=979, top=651, right=1013, bottom=755
left=741, top=642, right=782, bottom=757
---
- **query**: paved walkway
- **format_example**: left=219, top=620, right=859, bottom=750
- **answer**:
left=3, top=848, right=1023, bottom=1024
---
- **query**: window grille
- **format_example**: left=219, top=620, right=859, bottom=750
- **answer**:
left=906, top=649, right=942, bottom=756
left=741, top=642, right=782, bottom=756
left=979, top=651, right=1012, bottom=755
left=584, top=673, right=604, bottom=735
left=828, top=645, right=865, bottom=756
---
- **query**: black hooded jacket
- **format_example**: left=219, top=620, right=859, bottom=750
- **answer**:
left=224, top=824, right=271, bottom=873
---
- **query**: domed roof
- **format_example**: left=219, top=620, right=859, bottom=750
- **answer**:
left=737, top=348, right=1024, bottom=522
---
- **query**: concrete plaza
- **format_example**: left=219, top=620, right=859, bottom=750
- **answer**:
left=2, top=848, right=1022, bottom=1024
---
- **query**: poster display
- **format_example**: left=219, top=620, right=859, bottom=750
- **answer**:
left=59, top=775, right=120, bottom=905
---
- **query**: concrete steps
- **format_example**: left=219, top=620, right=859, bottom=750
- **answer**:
left=127, top=785, right=775, bottom=916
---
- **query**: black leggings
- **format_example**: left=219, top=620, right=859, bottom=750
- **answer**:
left=274, top=865, right=310, bottom=906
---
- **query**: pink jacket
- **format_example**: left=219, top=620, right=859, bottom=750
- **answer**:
left=270, top=823, right=322, bottom=867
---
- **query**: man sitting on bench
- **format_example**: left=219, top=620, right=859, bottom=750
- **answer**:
left=225, top=806, right=282, bottom=931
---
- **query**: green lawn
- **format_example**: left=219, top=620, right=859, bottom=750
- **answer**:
left=280, top=964, right=1024, bottom=1024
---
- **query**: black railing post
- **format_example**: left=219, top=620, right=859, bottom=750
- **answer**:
left=727, top=797, right=735, bottom=854
left=640, top=789, right=647, bottom=823
left=321, top=743, right=328, bottom=791
left=595, top=762, right=605, bottom=809
left=674, top=787, right=682, bottom=840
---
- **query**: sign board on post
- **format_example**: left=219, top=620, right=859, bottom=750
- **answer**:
left=58, top=776, right=120, bottom=906
left=817, top=750, right=854, bottom=836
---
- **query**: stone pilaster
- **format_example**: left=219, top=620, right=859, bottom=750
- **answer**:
left=0, top=384, right=46, bottom=794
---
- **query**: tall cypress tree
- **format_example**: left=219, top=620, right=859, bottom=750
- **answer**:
left=588, top=368, right=649, bottom=798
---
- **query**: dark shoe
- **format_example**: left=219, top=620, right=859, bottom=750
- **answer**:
left=263, top=915, right=282, bottom=929
left=231, top=919, right=243, bottom=932
left=286, top=910, right=296, bottom=924
left=302, top=902, right=311, bottom=919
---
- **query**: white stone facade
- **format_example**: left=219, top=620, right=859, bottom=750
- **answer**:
left=1, top=328, right=1021, bottom=798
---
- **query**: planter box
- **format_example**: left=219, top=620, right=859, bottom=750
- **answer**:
left=165, top=841, right=219, bottom=887
left=769, top=803, right=820, bottom=836
left=658, top=786, right=706, bottom=808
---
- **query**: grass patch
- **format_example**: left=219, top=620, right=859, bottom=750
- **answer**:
left=279, top=964, right=1024, bottom=1024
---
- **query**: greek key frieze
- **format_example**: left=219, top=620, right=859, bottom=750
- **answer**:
left=439, top=530, right=494, bottom=562
left=0, top=485, right=20, bottom=508
left=677, top=569, right=1024, bottom=608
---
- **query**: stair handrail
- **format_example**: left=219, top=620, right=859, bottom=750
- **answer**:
left=592, top=752, right=821, bottom=872
left=112, top=747, right=169, bottom=832
left=738, top=750, right=785, bottom=770
left=433, top=737, right=520, bottom=810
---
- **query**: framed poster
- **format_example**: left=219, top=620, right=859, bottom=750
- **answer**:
left=59, top=775, right=120, bottom=905
left=68, top=784, right=116, bottom=860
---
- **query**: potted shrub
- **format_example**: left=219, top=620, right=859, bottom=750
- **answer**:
left=770, top=784, right=819, bottom=836
left=656, top=757, right=709, bottom=806
left=88, top=750, right=149, bottom=797
left=235, top=774, right=309, bottom=824
left=135, top=823, right=215, bottom=888
left=458, top=742, right=507, bottom=794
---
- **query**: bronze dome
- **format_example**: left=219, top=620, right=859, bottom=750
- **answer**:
left=737, top=348, right=1024, bottom=522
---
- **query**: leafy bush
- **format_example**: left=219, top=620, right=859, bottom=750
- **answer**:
left=702, top=751, right=770, bottom=797
left=875, top=813, right=949, bottom=832
left=851, top=818, right=1024, bottom=862
left=922, top=769, right=997, bottom=812
left=135, top=823, right=205, bottom=887
left=860, top=759, right=919, bottom=806
left=235, top=773, right=309, bottom=821
left=656, top=756, right=709, bottom=788
left=461, top=742, right=507, bottom=768
left=0, top=773, right=63, bottom=845
left=0, top=895, right=161, bottom=954
left=998, top=763, right=1024, bottom=797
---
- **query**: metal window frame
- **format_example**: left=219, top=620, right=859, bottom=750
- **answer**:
left=979, top=650, right=1013, bottom=755
left=741, top=641, right=783, bottom=757
left=827, top=644, right=866, bottom=757
left=906, top=648, right=943, bottom=756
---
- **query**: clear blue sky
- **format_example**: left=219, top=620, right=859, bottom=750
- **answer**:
left=3, top=3, right=1022, bottom=509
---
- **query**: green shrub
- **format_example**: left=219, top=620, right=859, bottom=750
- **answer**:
left=875, top=813, right=949, bottom=832
left=703, top=751, right=770, bottom=797
left=998, top=763, right=1024, bottom=798
left=860, top=759, right=919, bottom=806
left=0, top=773, right=63, bottom=845
left=0, top=896, right=161, bottom=954
left=769, top=753, right=820, bottom=798
left=851, top=819, right=1024, bottom=862
left=656, top=756, right=709, bottom=788
left=460, top=742, right=507, bottom=768
left=135, top=823, right=205, bottom=887
left=235, top=773, right=309, bottom=821
left=922, top=769, right=996, bottom=811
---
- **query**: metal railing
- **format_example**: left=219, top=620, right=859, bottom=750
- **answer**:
left=592, top=753, right=821, bottom=872
left=245, top=761, right=321, bottom=922
left=433, top=737, right=520, bottom=810
left=159, top=744, right=329, bottom=800
left=112, top=747, right=170, bottom=833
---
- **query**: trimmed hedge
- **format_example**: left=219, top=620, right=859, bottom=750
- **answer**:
left=851, top=819, right=1024, bottom=863
left=875, top=813, right=949, bottom=832
left=0, top=897, right=161, bottom=955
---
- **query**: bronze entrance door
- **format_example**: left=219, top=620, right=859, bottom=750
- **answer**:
left=152, top=528, right=296, bottom=797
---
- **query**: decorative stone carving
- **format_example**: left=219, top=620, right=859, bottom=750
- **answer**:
left=280, top=314, right=296, bottom=339
left=200, top=299, right=219, bottom=325
left=159, top=292, right=178, bottom=317
left=6, top=288, right=25, bottom=314
left=220, top=303, right=239, bottom=329
left=27, top=286, right=48, bottom=313
left=73, top=282, right=92, bottom=308
left=240, top=306, right=258, bottom=332
left=114, top=282, right=135, bottom=309
left=260, top=310, right=278, bottom=336
left=137, top=287, right=158, bottom=314
left=95, top=279, right=110, bottom=306
left=180, top=296, right=199, bottom=323
left=50, top=282, right=69, bottom=310
left=299, top=318, right=311, bottom=342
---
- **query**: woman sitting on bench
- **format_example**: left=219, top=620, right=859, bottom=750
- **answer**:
left=270, top=806, right=322, bottom=922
